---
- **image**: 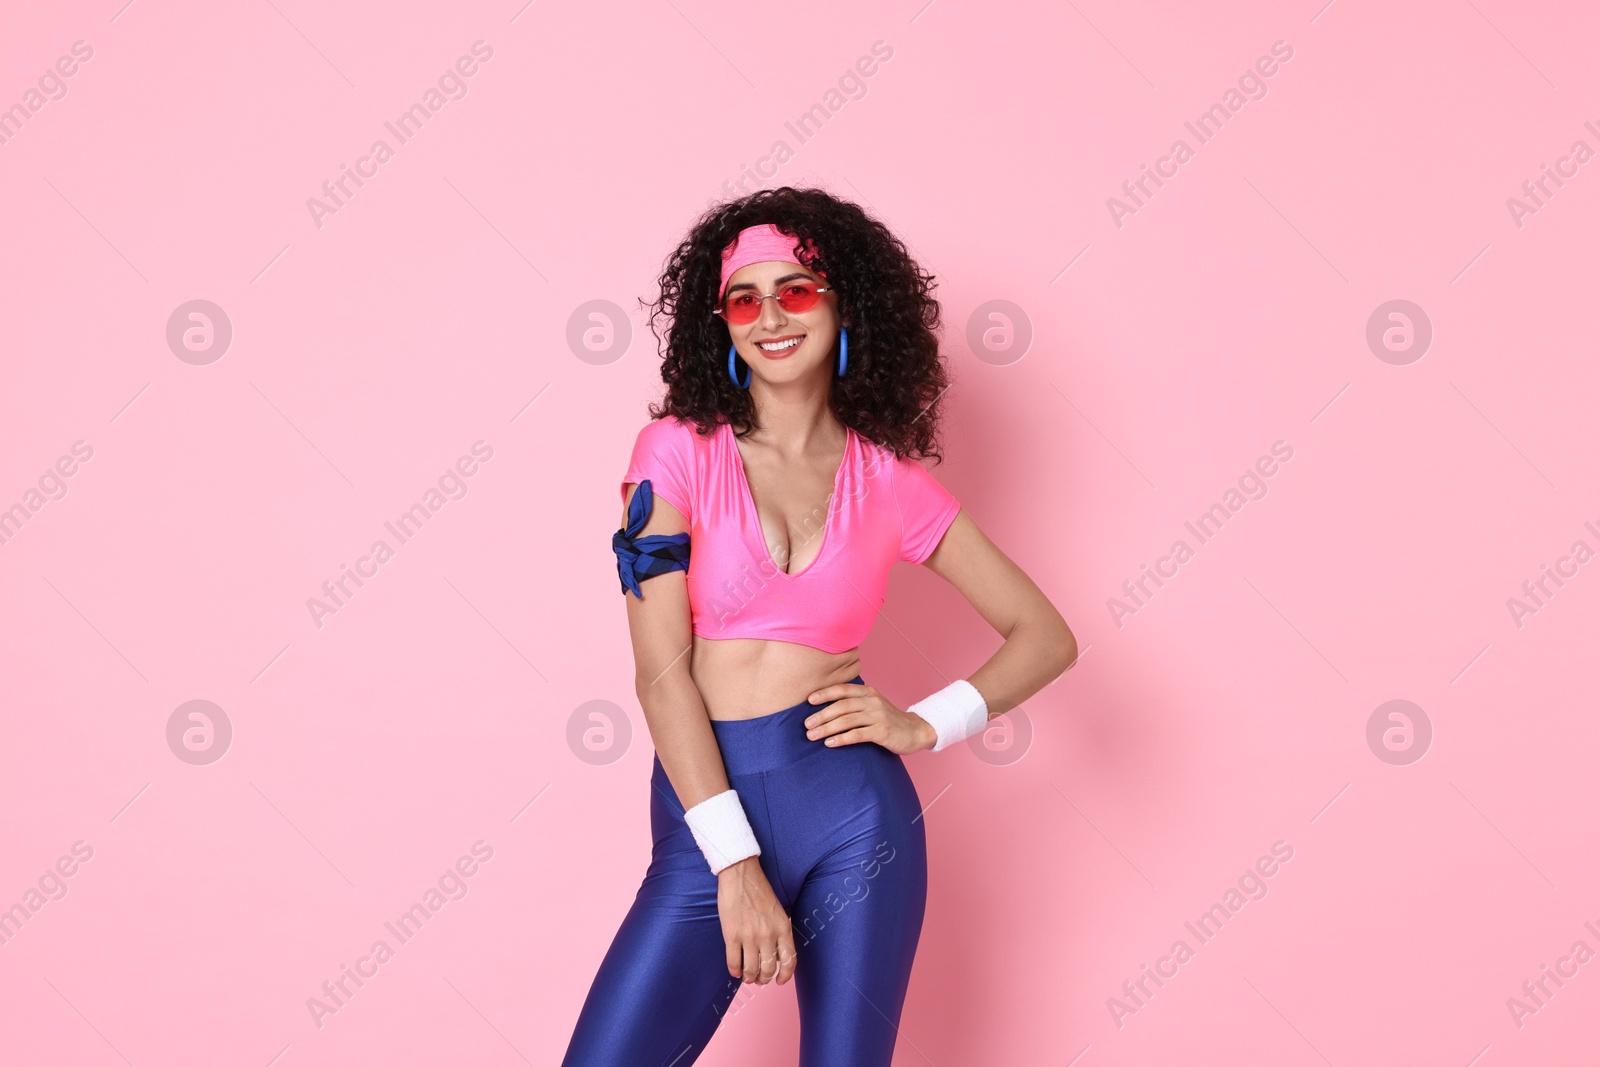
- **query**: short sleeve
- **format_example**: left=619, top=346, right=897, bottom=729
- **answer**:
left=894, top=456, right=961, bottom=564
left=621, top=417, right=697, bottom=523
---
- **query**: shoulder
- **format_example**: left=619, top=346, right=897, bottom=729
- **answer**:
left=639, top=413, right=712, bottom=438
left=632, top=414, right=710, bottom=451
left=885, top=444, right=959, bottom=510
left=857, top=436, right=943, bottom=484
left=853, top=434, right=903, bottom=480
left=626, top=417, right=717, bottom=493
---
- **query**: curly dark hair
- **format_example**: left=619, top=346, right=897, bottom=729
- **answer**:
left=640, top=186, right=949, bottom=463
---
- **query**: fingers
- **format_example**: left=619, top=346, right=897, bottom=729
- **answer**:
left=727, top=924, right=798, bottom=985
left=806, top=709, right=875, bottom=744
left=802, top=698, right=856, bottom=732
left=776, top=934, right=798, bottom=985
left=803, top=695, right=883, bottom=731
left=822, top=725, right=879, bottom=748
left=734, top=939, right=788, bottom=985
left=756, top=932, right=799, bottom=985
left=741, top=937, right=763, bottom=983
left=806, top=682, right=874, bottom=705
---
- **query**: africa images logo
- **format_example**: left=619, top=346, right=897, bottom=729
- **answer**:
left=306, top=41, right=495, bottom=229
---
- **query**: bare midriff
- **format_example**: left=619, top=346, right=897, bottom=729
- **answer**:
left=691, top=634, right=863, bottom=720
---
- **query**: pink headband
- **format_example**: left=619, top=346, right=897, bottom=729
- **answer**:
left=718, top=223, right=827, bottom=297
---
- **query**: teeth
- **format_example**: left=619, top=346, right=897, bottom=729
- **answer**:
left=758, top=337, right=801, bottom=352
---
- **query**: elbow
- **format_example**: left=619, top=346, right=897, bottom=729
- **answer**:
left=633, top=668, right=664, bottom=712
left=634, top=660, right=696, bottom=712
left=1011, top=610, right=1077, bottom=680
left=1051, top=619, right=1079, bottom=678
left=634, top=672, right=674, bottom=712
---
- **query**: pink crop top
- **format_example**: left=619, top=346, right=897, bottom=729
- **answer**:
left=620, top=416, right=962, bottom=654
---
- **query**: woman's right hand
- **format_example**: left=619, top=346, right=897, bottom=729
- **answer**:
left=716, top=857, right=797, bottom=985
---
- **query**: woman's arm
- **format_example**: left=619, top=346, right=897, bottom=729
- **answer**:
left=801, top=507, right=1077, bottom=752
left=919, top=508, right=1078, bottom=719
left=619, top=482, right=729, bottom=811
left=619, top=481, right=797, bottom=986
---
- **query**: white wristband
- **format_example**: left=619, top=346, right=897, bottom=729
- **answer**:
left=909, top=679, right=989, bottom=752
left=682, top=789, right=761, bottom=875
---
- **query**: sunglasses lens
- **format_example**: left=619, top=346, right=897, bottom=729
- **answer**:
left=776, top=283, right=822, bottom=314
left=722, top=293, right=761, bottom=324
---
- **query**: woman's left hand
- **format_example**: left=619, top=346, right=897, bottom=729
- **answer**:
left=803, top=682, right=936, bottom=755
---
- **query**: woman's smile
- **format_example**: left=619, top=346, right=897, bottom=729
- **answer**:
left=754, top=334, right=804, bottom=358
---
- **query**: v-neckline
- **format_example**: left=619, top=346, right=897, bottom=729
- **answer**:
left=725, top=421, right=853, bottom=580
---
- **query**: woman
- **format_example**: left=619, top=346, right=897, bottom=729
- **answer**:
left=563, top=186, right=1076, bottom=1066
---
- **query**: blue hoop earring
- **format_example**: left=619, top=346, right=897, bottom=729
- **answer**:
left=727, top=344, right=750, bottom=389
left=837, top=327, right=849, bottom=377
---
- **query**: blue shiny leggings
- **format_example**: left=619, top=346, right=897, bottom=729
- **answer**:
left=561, top=676, right=929, bottom=1066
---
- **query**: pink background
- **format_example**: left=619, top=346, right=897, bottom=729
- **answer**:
left=3, top=0, right=1598, bottom=1063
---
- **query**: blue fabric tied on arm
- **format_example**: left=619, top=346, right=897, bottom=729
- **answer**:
left=614, top=479, right=691, bottom=598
